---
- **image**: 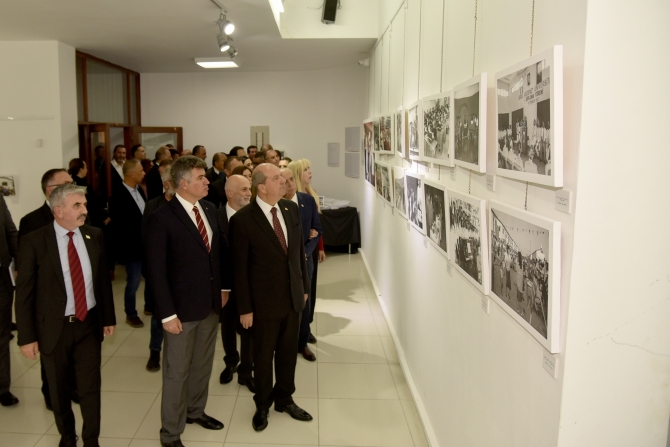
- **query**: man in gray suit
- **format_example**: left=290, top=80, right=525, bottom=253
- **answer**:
left=0, top=195, right=18, bottom=406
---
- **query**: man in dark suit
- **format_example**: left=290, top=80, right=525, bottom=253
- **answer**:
left=0, top=195, right=18, bottom=407
left=146, top=146, right=172, bottom=200
left=217, top=175, right=254, bottom=392
left=108, top=159, right=146, bottom=328
left=280, top=168, right=322, bottom=362
left=192, top=145, right=207, bottom=162
left=142, top=162, right=173, bottom=372
left=204, top=157, right=243, bottom=208
left=16, top=183, right=116, bottom=447
left=146, top=156, right=232, bottom=447
left=205, top=152, right=227, bottom=184
left=229, top=163, right=312, bottom=431
left=110, top=145, right=126, bottom=194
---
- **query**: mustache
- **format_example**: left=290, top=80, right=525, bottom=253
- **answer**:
left=78, top=213, right=88, bottom=219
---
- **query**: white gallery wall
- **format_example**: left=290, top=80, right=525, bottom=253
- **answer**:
left=0, top=41, right=78, bottom=220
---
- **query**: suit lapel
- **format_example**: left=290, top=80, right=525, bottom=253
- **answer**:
left=80, top=226, right=98, bottom=281
left=201, top=201, right=219, bottom=247
left=170, top=199, right=209, bottom=254
left=278, top=199, right=295, bottom=251
left=251, top=201, right=286, bottom=256
left=45, top=225, right=67, bottom=295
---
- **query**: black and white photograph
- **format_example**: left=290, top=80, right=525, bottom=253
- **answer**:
left=447, top=189, right=489, bottom=294
left=421, top=92, right=453, bottom=166
left=364, top=119, right=376, bottom=187
left=423, top=179, right=448, bottom=258
left=373, top=119, right=381, bottom=153
left=0, top=176, right=16, bottom=196
left=393, top=166, right=407, bottom=218
left=404, top=171, right=425, bottom=234
left=375, top=161, right=392, bottom=204
left=379, top=114, right=394, bottom=153
left=396, top=107, right=405, bottom=157
left=489, top=200, right=561, bottom=352
left=453, top=74, right=487, bottom=172
left=496, top=46, right=563, bottom=187
left=407, top=100, right=421, bottom=160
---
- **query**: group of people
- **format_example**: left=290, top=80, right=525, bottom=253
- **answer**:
left=455, top=105, right=479, bottom=163
left=423, top=100, right=450, bottom=159
left=497, top=116, right=552, bottom=175
left=0, top=141, right=327, bottom=447
left=449, top=199, right=483, bottom=284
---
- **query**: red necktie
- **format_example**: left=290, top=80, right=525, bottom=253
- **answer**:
left=193, top=206, right=211, bottom=252
left=271, top=207, right=288, bottom=254
left=67, top=232, right=88, bottom=322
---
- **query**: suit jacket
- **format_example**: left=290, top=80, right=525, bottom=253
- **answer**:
left=111, top=166, right=124, bottom=195
left=146, top=164, right=164, bottom=201
left=0, top=195, right=18, bottom=268
left=142, top=194, right=169, bottom=242
left=296, top=192, right=322, bottom=257
left=146, top=197, right=232, bottom=323
left=108, top=184, right=146, bottom=262
left=18, top=202, right=53, bottom=243
left=229, top=198, right=309, bottom=319
left=204, top=176, right=227, bottom=209
left=205, top=167, right=224, bottom=185
left=15, top=224, right=116, bottom=354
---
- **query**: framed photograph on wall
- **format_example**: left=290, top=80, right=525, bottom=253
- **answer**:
left=373, top=118, right=381, bottom=153
left=395, top=107, right=406, bottom=157
left=363, top=119, right=376, bottom=187
left=421, top=92, right=454, bottom=167
left=378, top=114, right=394, bottom=154
left=392, top=166, right=407, bottom=219
left=453, top=73, right=487, bottom=172
left=423, top=179, right=448, bottom=258
left=488, top=200, right=561, bottom=352
left=447, top=189, right=489, bottom=295
left=374, top=161, right=392, bottom=204
left=495, top=45, right=563, bottom=187
left=404, top=171, right=425, bottom=234
left=407, top=100, right=422, bottom=160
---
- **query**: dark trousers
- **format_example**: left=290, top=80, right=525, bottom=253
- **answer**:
left=219, top=301, right=253, bottom=378
left=309, top=249, right=319, bottom=324
left=298, top=256, right=315, bottom=349
left=41, top=310, right=102, bottom=447
left=0, top=269, right=12, bottom=395
left=145, top=282, right=163, bottom=352
left=123, top=260, right=143, bottom=317
left=252, top=311, right=299, bottom=411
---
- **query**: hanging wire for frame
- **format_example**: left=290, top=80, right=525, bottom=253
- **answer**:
left=472, top=0, right=478, bottom=76
left=388, top=25, right=392, bottom=111
left=524, top=182, right=529, bottom=210
left=417, top=0, right=423, bottom=99
left=529, top=0, right=535, bottom=57
left=469, top=170, right=472, bottom=194
left=439, top=0, right=446, bottom=92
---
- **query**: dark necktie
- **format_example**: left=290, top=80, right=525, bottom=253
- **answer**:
left=66, top=232, right=88, bottom=322
left=193, top=206, right=211, bottom=252
left=271, top=207, right=288, bottom=254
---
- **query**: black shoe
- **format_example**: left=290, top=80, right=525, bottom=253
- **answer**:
left=238, top=375, right=257, bottom=393
left=11, top=322, right=17, bottom=331
left=300, top=346, right=316, bottom=362
left=45, top=400, right=53, bottom=411
left=9, top=333, right=13, bottom=340
left=146, top=350, right=161, bottom=372
left=125, top=316, right=144, bottom=328
left=186, top=413, right=224, bottom=430
left=143, top=308, right=153, bottom=316
left=274, top=403, right=313, bottom=421
left=58, top=435, right=78, bottom=447
left=160, top=441, right=185, bottom=447
left=219, top=364, right=237, bottom=384
left=0, top=391, right=19, bottom=407
left=252, top=409, right=269, bottom=431
left=71, top=390, right=80, bottom=404
left=308, top=333, right=317, bottom=344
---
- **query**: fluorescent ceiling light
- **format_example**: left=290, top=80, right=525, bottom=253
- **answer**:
left=195, top=58, right=238, bottom=68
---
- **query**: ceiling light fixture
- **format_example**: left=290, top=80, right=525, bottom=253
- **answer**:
left=195, top=57, right=239, bottom=69
left=217, top=33, right=233, bottom=52
left=227, top=46, right=238, bottom=58
left=217, top=12, right=235, bottom=35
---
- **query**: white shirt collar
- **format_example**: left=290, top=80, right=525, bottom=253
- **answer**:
left=288, top=193, right=299, bottom=205
left=53, top=220, right=81, bottom=239
left=225, top=203, right=237, bottom=219
left=175, top=192, right=200, bottom=213
left=256, top=196, right=279, bottom=215
left=213, top=167, right=220, bottom=175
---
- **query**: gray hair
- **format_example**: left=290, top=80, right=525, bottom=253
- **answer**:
left=251, top=166, right=268, bottom=192
left=161, top=165, right=175, bottom=195
left=49, top=183, right=87, bottom=208
left=171, top=155, right=207, bottom=188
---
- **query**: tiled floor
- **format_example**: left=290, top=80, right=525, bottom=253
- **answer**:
left=3, top=252, right=428, bottom=447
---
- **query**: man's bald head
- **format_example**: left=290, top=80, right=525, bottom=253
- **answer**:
left=280, top=168, right=297, bottom=199
left=225, top=174, right=252, bottom=211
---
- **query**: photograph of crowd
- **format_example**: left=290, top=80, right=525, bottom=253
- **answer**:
left=379, top=114, right=393, bottom=153
left=373, top=119, right=381, bottom=153
left=407, top=101, right=420, bottom=160
left=393, top=166, right=406, bottom=218
left=422, top=93, right=452, bottom=165
left=424, top=180, right=447, bottom=257
left=375, top=161, right=392, bottom=204
left=405, top=172, right=425, bottom=233
left=448, top=190, right=489, bottom=294
left=396, top=108, right=405, bottom=156
left=0, top=176, right=16, bottom=196
left=364, top=120, right=376, bottom=186
left=454, top=74, right=487, bottom=172
left=496, top=46, right=563, bottom=187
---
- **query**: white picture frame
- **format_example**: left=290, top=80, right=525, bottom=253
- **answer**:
left=392, top=166, right=407, bottom=219
left=488, top=200, right=561, bottom=353
left=495, top=45, right=563, bottom=187
left=404, top=171, right=425, bottom=234
left=423, top=179, right=448, bottom=258
left=453, top=73, right=487, bottom=173
left=363, top=119, right=376, bottom=187
left=374, top=161, right=392, bottom=204
left=421, top=92, right=454, bottom=167
left=395, top=106, right=406, bottom=157
left=407, top=100, right=422, bottom=161
left=378, top=114, right=394, bottom=154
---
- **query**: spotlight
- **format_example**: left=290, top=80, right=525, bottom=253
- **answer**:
left=217, top=33, right=231, bottom=52
left=218, top=12, right=235, bottom=35
left=227, top=46, right=238, bottom=58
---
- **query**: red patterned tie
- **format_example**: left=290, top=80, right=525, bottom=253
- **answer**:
left=193, top=206, right=211, bottom=252
left=271, top=207, right=288, bottom=254
left=67, top=232, right=88, bottom=322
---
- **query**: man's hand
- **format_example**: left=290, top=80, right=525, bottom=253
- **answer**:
left=240, top=313, right=253, bottom=329
left=304, top=293, right=309, bottom=303
left=319, top=250, right=326, bottom=263
left=309, top=229, right=318, bottom=240
left=103, top=326, right=115, bottom=336
left=20, top=342, right=39, bottom=360
left=163, top=318, right=183, bottom=335
left=221, top=291, right=230, bottom=308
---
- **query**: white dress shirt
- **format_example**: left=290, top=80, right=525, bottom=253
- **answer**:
left=256, top=196, right=288, bottom=247
left=289, top=193, right=299, bottom=206
left=225, top=203, right=237, bottom=221
left=111, top=159, right=124, bottom=178
left=53, top=221, right=96, bottom=316
left=123, top=182, right=145, bottom=214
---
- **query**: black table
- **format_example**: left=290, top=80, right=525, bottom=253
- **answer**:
left=320, top=206, right=360, bottom=253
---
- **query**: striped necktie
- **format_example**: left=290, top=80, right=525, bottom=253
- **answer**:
left=67, top=232, right=88, bottom=321
left=193, top=206, right=211, bottom=252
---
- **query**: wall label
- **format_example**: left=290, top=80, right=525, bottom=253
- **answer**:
left=543, top=351, right=558, bottom=378
left=446, top=263, right=452, bottom=275
left=486, top=175, right=496, bottom=192
left=450, top=167, right=456, bottom=181
left=555, top=190, right=572, bottom=214
left=481, top=296, right=489, bottom=314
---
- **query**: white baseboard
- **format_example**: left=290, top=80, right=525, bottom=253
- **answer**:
left=359, top=248, right=440, bottom=447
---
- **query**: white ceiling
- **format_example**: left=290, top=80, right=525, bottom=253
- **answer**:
left=0, top=0, right=376, bottom=73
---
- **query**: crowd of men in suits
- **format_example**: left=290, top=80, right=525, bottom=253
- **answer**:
left=0, top=143, right=325, bottom=447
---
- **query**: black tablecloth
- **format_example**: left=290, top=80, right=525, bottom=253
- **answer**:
left=320, top=206, right=360, bottom=247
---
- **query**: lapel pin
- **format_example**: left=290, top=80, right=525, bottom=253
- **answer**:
left=284, top=207, right=288, bottom=211
left=85, top=234, right=91, bottom=239
left=301, top=204, right=304, bottom=207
